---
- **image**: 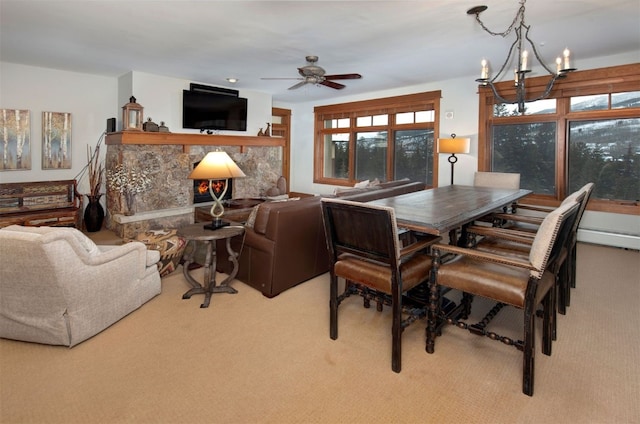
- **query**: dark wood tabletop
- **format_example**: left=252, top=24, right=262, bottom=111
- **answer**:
left=368, top=185, right=532, bottom=235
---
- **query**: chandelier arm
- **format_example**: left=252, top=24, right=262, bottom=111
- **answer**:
left=490, top=37, right=520, bottom=84
left=524, top=27, right=557, bottom=76
left=483, top=81, right=512, bottom=105
left=483, top=72, right=561, bottom=108
left=524, top=74, right=562, bottom=103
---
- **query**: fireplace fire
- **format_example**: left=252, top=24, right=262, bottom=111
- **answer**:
left=192, top=160, right=233, bottom=204
left=193, top=178, right=233, bottom=204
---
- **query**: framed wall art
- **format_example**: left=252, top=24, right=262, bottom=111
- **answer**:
left=0, top=108, right=31, bottom=171
left=42, top=111, right=72, bottom=169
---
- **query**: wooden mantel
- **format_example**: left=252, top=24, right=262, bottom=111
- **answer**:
left=105, top=131, right=285, bottom=152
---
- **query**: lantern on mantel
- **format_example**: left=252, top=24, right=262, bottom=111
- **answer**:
left=122, top=96, right=144, bottom=131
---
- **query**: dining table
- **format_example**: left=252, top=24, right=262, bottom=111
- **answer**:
left=368, top=184, right=532, bottom=245
left=368, top=184, right=532, bottom=312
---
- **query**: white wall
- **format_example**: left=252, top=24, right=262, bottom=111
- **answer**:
left=0, top=62, right=117, bottom=197
left=118, top=71, right=272, bottom=136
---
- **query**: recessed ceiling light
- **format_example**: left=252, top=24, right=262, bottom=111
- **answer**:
left=226, top=78, right=238, bottom=83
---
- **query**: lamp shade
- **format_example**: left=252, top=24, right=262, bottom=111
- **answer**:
left=188, top=151, right=246, bottom=180
left=437, top=137, right=470, bottom=154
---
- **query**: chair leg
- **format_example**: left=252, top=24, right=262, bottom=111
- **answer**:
left=542, top=288, right=553, bottom=355
left=564, top=256, right=572, bottom=307
left=330, top=273, right=339, bottom=340
left=391, top=280, right=402, bottom=373
left=570, top=243, right=577, bottom=288
left=426, top=261, right=440, bottom=354
left=460, top=292, right=474, bottom=319
left=523, top=297, right=536, bottom=397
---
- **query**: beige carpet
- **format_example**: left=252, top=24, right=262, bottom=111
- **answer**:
left=1, top=243, right=639, bottom=424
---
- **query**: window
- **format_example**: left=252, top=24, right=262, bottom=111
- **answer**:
left=478, top=64, right=640, bottom=214
left=314, top=91, right=440, bottom=187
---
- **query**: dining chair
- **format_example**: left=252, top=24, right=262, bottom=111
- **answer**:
left=321, top=198, right=439, bottom=372
left=472, top=171, right=521, bottom=226
left=467, top=194, right=582, bottom=342
left=482, top=183, right=594, bottom=312
left=425, top=199, right=580, bottom=396
left=473, top=171, right=521, bottom=190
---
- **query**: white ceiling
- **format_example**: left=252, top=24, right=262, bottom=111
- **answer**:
left=1, top=0, right=639, bottom=104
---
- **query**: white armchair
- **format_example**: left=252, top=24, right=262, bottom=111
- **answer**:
left=0, top=225, right=161, bottom=347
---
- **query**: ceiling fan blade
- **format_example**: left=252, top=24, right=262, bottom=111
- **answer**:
left=261, top=77, right=304, bottom=80
left=288, top=81, right=308, bottom=90
left=323, top=73, right=362, bottom=80
left=320, top=80, right=346, bottom=90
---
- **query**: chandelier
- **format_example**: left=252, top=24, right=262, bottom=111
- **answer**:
left=468, top=0, right=576, bottom=114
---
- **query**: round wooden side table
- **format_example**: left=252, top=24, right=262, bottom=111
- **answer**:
left=178, top=223, right=245, bottom=308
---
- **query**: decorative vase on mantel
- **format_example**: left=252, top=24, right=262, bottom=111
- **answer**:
left=123, top=192, right=136, bottom=216
left=84, top=194, right=105, bottom=232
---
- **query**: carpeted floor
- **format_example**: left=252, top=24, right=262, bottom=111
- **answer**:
left=1, top=242, right=638, bottom=423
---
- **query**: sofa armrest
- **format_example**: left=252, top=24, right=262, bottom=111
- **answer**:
left=99, top=244, right=161, bottom=267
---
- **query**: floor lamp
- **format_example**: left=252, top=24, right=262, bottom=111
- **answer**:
left=188, top=151, right=246, bottom=230
left=437, top=134, right=470, bottom=185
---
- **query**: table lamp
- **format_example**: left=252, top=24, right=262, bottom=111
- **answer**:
left=188, top=150, right=246, bottom=230
left=437, top=134, right=470, bottom=185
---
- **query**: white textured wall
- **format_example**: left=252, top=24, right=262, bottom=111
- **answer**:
left=0, top=62, right=117, bottom=196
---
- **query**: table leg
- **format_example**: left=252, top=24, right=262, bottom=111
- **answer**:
left=215, top=237, right=241, bottom=290
left=181, top=240, right=201, bottom=289
left=182, top=239, right=237, bottom=308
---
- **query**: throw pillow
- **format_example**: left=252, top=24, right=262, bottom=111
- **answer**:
left=265, top=194, right=289, bottom=201
left=131, top=230, right=187, bottom=277
left=368, top=178, right=381, bottom=187
left=68, top=228, right=101, bottom=255
left=245, top=204, right=261, bottom=228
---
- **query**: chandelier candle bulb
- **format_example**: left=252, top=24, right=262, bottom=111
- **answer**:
left=556, top=57, right=563, bottom=74
left=481, top=59, right=489, bottom=79
left=521, top=50, right=528, bottom=71
left=563, top=48, right=571, bottom=70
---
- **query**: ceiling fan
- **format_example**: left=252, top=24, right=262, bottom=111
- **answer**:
left=262, top=56, right=362, bottom=90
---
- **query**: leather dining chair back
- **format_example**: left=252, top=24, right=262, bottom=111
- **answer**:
left=474, top=171, right=521, bottom=189
left=321, top=198, right=439, bottom=372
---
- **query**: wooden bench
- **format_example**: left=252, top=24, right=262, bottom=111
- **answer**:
left=0, top=180, right=81, bottom=228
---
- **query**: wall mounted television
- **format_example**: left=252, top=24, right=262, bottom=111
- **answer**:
left=182, top=89, right=248, bottom=131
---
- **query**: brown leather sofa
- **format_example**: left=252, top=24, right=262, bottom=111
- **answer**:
left=216, top=179, right=424, bottom=297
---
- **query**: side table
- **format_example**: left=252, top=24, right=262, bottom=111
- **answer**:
left=178, top=223, right=245, bottom=308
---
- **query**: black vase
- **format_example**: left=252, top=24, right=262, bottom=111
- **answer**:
left=84, top=195, right=105, bottom=232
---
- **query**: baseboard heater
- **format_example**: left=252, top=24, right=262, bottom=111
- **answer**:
left=578, top=228, right=640, bottom=251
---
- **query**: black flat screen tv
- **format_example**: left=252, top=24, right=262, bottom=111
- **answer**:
left=182, top=89, right=248, bottom=131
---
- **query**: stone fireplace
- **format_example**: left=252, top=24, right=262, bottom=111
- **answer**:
left=104, top=132, right=284, bottom=238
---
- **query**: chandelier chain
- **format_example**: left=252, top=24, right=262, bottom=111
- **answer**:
left=472, top=1, right=525, bottom=38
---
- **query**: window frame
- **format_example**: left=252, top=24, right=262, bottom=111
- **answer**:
left=477, top=63, right=640, bottom=215
left=314, top=91, right=441, bottom=187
